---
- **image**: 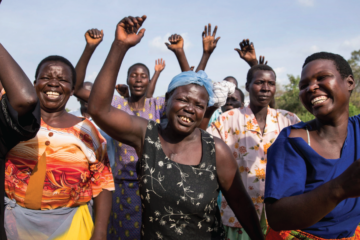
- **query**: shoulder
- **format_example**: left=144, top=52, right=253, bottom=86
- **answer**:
left=111, top=95, right=127, bottom=107
left=273, top=108, right=301, bottom=125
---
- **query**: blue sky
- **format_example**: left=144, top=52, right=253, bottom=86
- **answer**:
left=1, top=0, right=359, bottom=110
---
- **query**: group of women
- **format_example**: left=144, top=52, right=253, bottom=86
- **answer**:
left=0, top=13, right=360, bottom=240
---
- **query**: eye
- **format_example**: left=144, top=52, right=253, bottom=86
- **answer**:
left=269, top=82, right=276, bottom=86
left=299, top=83, right=307, bottom=90
left=196, top=104, right=205, bottom=109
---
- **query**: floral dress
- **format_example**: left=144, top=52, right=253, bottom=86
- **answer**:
left=137, top=121, right=225, bottom=239
left=107, top=96, right=166, bottom=240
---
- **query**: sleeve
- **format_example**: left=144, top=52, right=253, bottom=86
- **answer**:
left=88, top=123, right=115, bottom=197
left=264, top=127, right=307, bottom=201
left=0, top=94, right=40, bottom=151
left=111, top=95, right=125, bottom=109
left=156, top=97, right=166, bottom=119
left=206, top=112, right=224, bottom=140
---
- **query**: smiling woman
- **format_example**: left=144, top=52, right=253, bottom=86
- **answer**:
left=3, top=55, right=114, bottom=240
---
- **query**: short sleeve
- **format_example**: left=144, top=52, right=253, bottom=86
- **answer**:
left=88, top=123, right=115, bottom=197
left=264, top=127, right=307, bottom=201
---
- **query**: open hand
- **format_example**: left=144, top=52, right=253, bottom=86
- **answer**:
left=115, top=15, right=147, bottom=48
left=85, top=29, right=104, bottom=48
left=259, top=55, right=268, bottom=65
left=115, top=84, right=129, bottom=98
left=155, top=58, right=165, bottom=72
left=165, top=34, right=184, bottom=53
left=202, top=23, right=220, bottom=54
left=235, top=39, right=257, bottom=66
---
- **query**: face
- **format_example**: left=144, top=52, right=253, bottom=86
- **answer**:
left=34, top=61, right=74, bottom=113
left=165, top=84, right=208, bottom=135
left=222, top=90, right=243, bottom=112
left=299, top=59, right=354, bottom=119
left=246, top=70, right=276, bottom=108
left=127, top=65, right=149, bottom=97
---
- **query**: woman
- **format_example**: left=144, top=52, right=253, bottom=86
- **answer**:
left=205, top=63, right=299, bottom=240
left=265, top=52, right=360, bottom=239
left=4, top=55, right=114, bottom=240
left=87, top=15, right=264, bottom=240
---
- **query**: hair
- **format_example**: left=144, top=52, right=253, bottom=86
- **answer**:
left=246, top=64, right=276, bottom=85
left=35, top=55, right=76, bottom=87
left=127, top=63, right=150, bottom=78
left=235, top=88, right=245, bottom=104
left=303, top=52, right=353, bottom=79
left=224, top=76, right=238, bottom=87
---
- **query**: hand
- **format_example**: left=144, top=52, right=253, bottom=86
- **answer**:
left=190, top=66, right=195, bottom=71
left=115, top=84, right=129, bottom=98
left=85, top=29, right=104, bottom=48
left=333, top=159, right=360, bottom=200
left=259, top=55, right=268, bottom=65
left=202, top=23, right=220, bottom=54
left=235, top=39, right=258, bottom=66
left=165, top=34, right=184, bottom=53
left=115, top=15, right=147, bottom=48
left=154, top=58, right=165, bottom=72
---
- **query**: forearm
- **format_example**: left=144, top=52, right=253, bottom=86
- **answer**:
left=0, top=44, right=38, bottom=116
left=92, top=190, right=112, bottom=239
left=195, top=52, right=211, bottom=72
left=88, top=41, right=128, bottom=117
left=266, top=180, right=343, bottom=231
left=74, top=44, right=97, bottom=102
left=173, top=49, right=190, bottom=72
left=247, top=59, right=258, bottom=67
left=199, top=106, right=218, bottom=130
left=146, top=71, right=160, bottom=98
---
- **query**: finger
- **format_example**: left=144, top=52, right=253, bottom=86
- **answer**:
left=250, top=42, right=255, bottom=48
left=101, top=29, right=104, bottom=38
left=234, top=49, right=243, bottom=57
left=165, top=42, right=170, bottom=48
left=137, top=28, right=146, bottom=38
left=202, top=31, right=205, bottom=39
left=155, top=59, right=158, bottom=65
left=204, top=25, right=208, bottom=37
left=163, top=60, right=165, bottom=66
left=214, top=36, right=221, bottom=44
left=128, top=16, right=138, bottom=33
left=208, top=23, right=211, bottom=36
left=240, top=41, right=244, bottom=49
left=245, top=39, right=250, bottom=46
left=212, top=25, right=218, bottom=37
left=265, top=61, right=268, bottom=65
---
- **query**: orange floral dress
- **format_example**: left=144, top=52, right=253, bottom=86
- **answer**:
left=5, top=118, right=115, bottom=210
left=207, top=106, right=300, bottom=228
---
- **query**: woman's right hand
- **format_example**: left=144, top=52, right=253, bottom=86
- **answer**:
left=85, top=28, right=104, bottom=48
left=333, top=158, right=360, bottom=200
left=165, top=34, right=184, bottom=53
left=115, top=15, right=147, bottom=48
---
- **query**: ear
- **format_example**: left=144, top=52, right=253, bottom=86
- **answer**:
left=346, top=75, right=355, bottom=92
left=33, top=80, right=37, bottom=86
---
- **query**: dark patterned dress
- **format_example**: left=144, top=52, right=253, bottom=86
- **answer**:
left=137, top=121, right=225, bottom=239
left=107, top=96, right=166, bottom=240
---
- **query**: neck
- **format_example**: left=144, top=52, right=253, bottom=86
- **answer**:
left=128, top=94, right=146, bottom=110
left=41, top=108, right=68, bottom=123
left=249, top=102, right=268, bottom=122
left=313, top=109, right=349, bottom=141
left=161, top=124, right=198, bottom=144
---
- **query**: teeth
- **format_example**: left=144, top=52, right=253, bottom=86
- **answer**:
left=46, top=91, right=60, bottom=99
left=311, top=96, right=328, bottom=105
left=180, top=116, right=191, bottom=123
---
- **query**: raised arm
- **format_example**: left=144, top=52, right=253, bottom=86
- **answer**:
left=88, top=16, right=149, bottom=156
left=0, top=44, right=38, bottom=116
left=74, top=28, right=104, bottom=102
left=215, top=138, right=265, bottom=240
left=235, top=39, right=268, bottom=67
left=196, top=23, right=220, bottom=72
left=146, top=58, right=165, bottom=98
left=165, top=34, right=190, bottom=72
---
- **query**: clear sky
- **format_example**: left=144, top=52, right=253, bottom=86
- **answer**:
left=1, top=0, right=359, bottom=110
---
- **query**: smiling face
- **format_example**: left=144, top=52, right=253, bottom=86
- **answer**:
left=34, top=61, right=74, bottom=113
left=127, top=65, right=150, bottom=98
left=246, top=70, right=276, bottom=108
left=165, top=84, right=208, bottom=135
left=222, top=90, right=243, bottom=112
left=299, top=59, right=354, bottom=119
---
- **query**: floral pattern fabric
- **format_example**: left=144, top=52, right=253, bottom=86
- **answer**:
left=207, top=106, right=299, bottom=228
left=5, top=118, right=115, bottom=210
left=138, top=121, right=225, bottom=239
left=107, top=96, right=166, bottom=240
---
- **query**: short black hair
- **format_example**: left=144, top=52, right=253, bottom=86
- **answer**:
left=235, top=88, right=245, bottom=104
left=246, top=64, right=276, bottom=85
left=224, top=76, right=238, bottom=87
left=127, top=63, right=150, bottom=78
left=35, top=55, right=76, bottom=87
left=303, top=52, right=353, bottom=79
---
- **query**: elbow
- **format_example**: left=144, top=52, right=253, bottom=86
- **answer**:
left=265, top=204, right=283, bottom=232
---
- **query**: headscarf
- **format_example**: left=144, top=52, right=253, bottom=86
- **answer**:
left=167, top=70, right=214, bottom=106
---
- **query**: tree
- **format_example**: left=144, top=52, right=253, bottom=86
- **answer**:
left=348, top=50, right=360, bottom=107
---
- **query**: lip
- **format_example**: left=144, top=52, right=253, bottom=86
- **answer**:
left=42, top=90, right=62, bottom=100
left=311, top=97, right=330, bottom=108
left=258, top=95, right=271, bottom=100
left=177, top=115, right=194, bottom=126
left=309, top=94, right=328, bottom=102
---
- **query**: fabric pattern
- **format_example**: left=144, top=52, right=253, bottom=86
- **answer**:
left=138, top=120, right=225, bottom=239
left=5, top=118, right=114, bottom=210
left=107, top=96, right=166, bottom=240
left=207, top=106, right=299, bottom=228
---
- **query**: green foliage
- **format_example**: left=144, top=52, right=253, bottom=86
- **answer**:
left=66, top=108, right=71, bottom=112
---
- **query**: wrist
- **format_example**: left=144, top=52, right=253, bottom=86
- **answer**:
left=248, top=59, right=258, bottom=67
left=112, top=40, right=130, bottom=51
left=173, top=48, right=185, bottom=55
left=329, top=178, right=346, bottom=203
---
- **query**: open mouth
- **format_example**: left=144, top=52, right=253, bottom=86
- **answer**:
left=179, top=115, right=193, bottom=124
left=45, top=91, right=61, bottom=99
left=133, top=86, right=143, bottom=91
left=311, top=96, right=328, bottom=106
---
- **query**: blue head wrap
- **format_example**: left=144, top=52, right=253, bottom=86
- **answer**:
left=167, top=70, right=214, bottom=106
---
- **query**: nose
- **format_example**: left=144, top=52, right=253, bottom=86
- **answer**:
left=307, top=82, right=319, bottom=93
left=47, top=78, right=60, bottom=87
left=261, top=82, right=270, bottom=91
left=183, top=102, right=195, bottom=114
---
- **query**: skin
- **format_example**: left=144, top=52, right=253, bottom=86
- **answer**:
left=34, top=61, right=111, bottom=240
left=126, top=64, right=149, bottom=109
left=196, top=23, right=220, bottom=72
left=265, top=59, right=359, bottom=231
left=221, top=89, right=243, bottom=112
left=165, top=34, right=191, bottom=71
left=78, top=82, right=93, bottom=119
left=0, top=44, right=38, bottom=116
left=87, top=15, right=264, bottom=240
